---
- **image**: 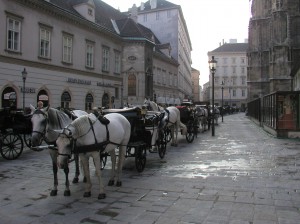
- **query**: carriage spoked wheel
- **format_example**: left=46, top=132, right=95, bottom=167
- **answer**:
left=135, top=144, right=146, bottom=173
left=23, top=133, right=32, bottom=148
left=185, top=121, right=195, bottom=143
left=100, top=152, right=108, bottom=170
left=157, top=130, right=167, bottom=159
left=164, top=127, right=172, bottom=143
left=0, top=132, right=24, bottom=160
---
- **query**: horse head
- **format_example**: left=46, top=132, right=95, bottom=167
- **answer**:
left=55, top=126, right=74, bottom=169
left=30, top=104, right=50, bottom=147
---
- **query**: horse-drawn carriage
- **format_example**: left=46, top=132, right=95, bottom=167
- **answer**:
left=176, top=105, right=199, bottom=143
left=102, top=107, right=167, bottom=172
left=0, top=108, right=32, bottom=160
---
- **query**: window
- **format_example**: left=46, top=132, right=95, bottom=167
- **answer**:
left=128, top=73, right=136, bottom=96
left=156, top=12, right=160, bottom=20
left=62, top=34, right=73, bottom=63
left=143, top=14, right=147, bottom=22
left=167, top=10, right=171, bottom=18
left=241, top=67, right=245, bottom=74
left=85, top=93, right=93, bottom=111
left=232, top=89, right=236, bottom=97
left=102, top=46, right=110, bottom=72
left=40, top=28, right=51, bottom=58
left=7, top=17, right=21, bottom=52
left=115, top=87, right=119, bottom=99
left=88, top=8, right=93, bottom=16
left=86, top=42, right=94, bottom=68
left=232, top=66, right=236, bottom=74
left=242, top=89, right=246, bottom=97
left=114, top=50, right=121, bottom=74
left=242, top=77, right=246, bottom=85
left=232, top=57, right=236, bottom=64
left=61, top=91, right=71, bottom=108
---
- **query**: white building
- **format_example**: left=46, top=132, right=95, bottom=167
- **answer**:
left=207, top=40, right=248, bottom=110
left=0, top=0, right=181, bottom=111
left=128, top=0, right=193, bottom=102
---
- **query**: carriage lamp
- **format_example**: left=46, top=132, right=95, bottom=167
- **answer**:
left=221, top=81, right=224, bottom=122
left=21, top=68, right=27, bottom=111
left=208, top=56, right=217, bottom=136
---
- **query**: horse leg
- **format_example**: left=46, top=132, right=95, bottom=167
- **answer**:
left=80, top=154, right=92, bottom=197
left=170, top=125, right=176, bottom=146
left=108, top=150, right=116, bottom=186
left=115, top=147, right=125, bottom=187
left=49, top=149, right=58, bottom=196
left=63, top=166, right=71, bottom=196
left=173, top=124, right=178, bottom=147
left=72, top=153, right=80, bottom=183
left=92, top=152, right=105, bottom=199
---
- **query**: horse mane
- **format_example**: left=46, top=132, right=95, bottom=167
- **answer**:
left=47, top=108, right=72, bottom=129
left=71, top=114, right=97, bottom=138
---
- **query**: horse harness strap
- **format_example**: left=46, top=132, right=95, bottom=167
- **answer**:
left=74, top=117, right=110, bottom=154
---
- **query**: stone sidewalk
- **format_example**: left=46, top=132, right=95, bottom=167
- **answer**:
left=0, top=113, right=300, bottom=224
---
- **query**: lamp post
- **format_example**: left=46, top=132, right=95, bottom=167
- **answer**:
left=21, top=68, right=27, bottom=111
left=208, top=56, right=217, bottom=136
left=221, top=81, right=224, bottom=122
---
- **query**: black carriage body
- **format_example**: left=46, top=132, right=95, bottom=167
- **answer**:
left=0, top=108, right=32, bottom=134
left=0, top=108, right=32, bottom=160
left=102, top=107, right=153, bottom=146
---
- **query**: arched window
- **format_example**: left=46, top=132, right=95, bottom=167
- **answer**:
left=85, top=93, right=93, bottom=111
left=61, top=91, right=71, bottom=108
left=128, top=73, right=136, bottom=96
left=37, top=89, right=49, bottom=107
left=102, top=93, right=109, bottom=109
left=2, top=87, right=16, bottom=108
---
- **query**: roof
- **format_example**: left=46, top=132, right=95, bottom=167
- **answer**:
left=138, top=0, right=180, bottom=12
left=211, top=43, right=248, bottom=53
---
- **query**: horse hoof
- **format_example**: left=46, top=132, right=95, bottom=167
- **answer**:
left=72, top=177, right=79, bottom=184
left=83, top=192, right=91, bottom=197
left=64, top=190, right=71, bottom=196
left=108, top=180, right=114, bottom=186
left=83, top=177, right=87, bottom=183
left=116, top=181, right=122, bottom=187
left=50, top=190, right=57, bottom=196
left=98, top=193, right=106, bottom=199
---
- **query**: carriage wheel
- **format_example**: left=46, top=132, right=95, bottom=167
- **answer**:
left=186, top=123, right=194, bottom=143
left=164, top=127, right=172, bottom=143
left=23, top=133, right=32, bottom=148
left=100, top=152, right=108, bottom=170
left=157, top=130, right=167, bottom=159
left=135, top=145, right=146, bottom=173
left=0, top=133, right=24, bottom=160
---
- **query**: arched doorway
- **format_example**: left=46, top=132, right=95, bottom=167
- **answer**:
left=37, top=90, right=49, bottom=107
left=61, top=91, right=71, bottom=108
left=85, top=93, right=93, bottom=112
left=102, top=93, right=109, bottom=109
left=2, top=87, right=17, bottom=109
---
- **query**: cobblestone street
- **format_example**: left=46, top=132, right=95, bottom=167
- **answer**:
left=1, top=113, right=300, bottom=224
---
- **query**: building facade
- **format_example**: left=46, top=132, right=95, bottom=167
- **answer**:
left=0, top=0, right=182, bottom=111
left=191, top=67, right=200, bottom=102
left=248, top=0, right=300, bottom=100
left=128, top=0, right=193, bottom=102
left=208, top=41, right=248, bottom=110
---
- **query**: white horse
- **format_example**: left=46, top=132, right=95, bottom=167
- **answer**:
left=195, top=105, right=208, bottom=132
left=56, top=113, right=131, bottom=199
left=143, top=100, right=187, bottom=146
left=210, top=106, right=220, bottom=125
left=30, top=105, right=87, bottom=196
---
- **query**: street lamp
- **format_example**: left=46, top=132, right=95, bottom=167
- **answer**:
left=21, top=68, right=27, bottom=111
left=208, top=56, right=217, bottom=136
left=221, top=81, right=224, bottom=122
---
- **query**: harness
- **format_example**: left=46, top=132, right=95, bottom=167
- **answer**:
left=58, top=116, right=123, bottom=158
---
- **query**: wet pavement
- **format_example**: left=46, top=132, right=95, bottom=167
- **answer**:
left=1, top=113, right=300, bottom=224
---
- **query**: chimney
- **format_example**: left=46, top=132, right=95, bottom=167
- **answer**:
left=141, top=2, right=145, bottom=11
left=150, top=0, right=157, bottom=9
left=129, top=4, right=138, bottom=22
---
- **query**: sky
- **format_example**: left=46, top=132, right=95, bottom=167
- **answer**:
left=102, top=0, right=251, bottom=87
